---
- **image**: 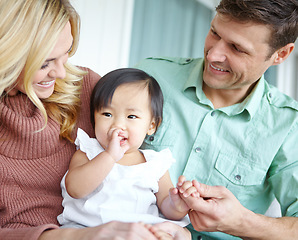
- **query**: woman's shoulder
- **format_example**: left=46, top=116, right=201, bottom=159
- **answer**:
left=79, top=66, right=101, bottom=89
left=76, top=67, right=100, bottom=138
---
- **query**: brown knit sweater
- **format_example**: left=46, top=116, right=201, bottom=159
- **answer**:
left=0, top=67, right=100, bottom=240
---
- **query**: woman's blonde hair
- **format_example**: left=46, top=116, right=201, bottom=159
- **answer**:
left=0, top=0, right=86, bottom=142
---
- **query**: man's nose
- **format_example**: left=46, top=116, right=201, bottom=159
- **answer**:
left=206, top=40, right=227, bottom=63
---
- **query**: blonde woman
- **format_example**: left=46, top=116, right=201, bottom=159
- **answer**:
left=0, top=1, right=190, bottom=240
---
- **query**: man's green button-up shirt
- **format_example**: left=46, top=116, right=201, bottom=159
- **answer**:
left=136, top=57, right=298, bottom=240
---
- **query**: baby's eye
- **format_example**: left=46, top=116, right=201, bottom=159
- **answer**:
left=102, top=112, right=112, bottom=117
left=128, top=115, right=137, bottom=119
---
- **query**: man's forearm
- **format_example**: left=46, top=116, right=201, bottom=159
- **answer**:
left=237, top=212, right=298, bottom=240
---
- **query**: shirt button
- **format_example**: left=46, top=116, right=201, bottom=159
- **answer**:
left=211, top=111, right=216, bottom=117
left=235, top=174, right=241, bottom=181
left=197, top=236, right=202, bottom=240
left=269, top=92, right=272, bottom=98
left=149, top=136, right=154, bottom=141
left=195, top=147, right=201, bottom=153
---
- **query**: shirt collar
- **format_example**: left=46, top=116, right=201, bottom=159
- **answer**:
left=234, top=76, right=265, bottom=120
left=183, top=59, right=211, bottom=106
left=183, top=59, right=265, bottom=121
left=183, top=58, right=204, bottom=91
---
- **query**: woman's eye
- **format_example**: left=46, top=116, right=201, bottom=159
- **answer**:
left=128, top=115, right=137, bottom=119
left=40, top=63, right=49, bottom=70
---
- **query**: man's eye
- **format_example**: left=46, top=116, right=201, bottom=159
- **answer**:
left=128, top=115, right=137, bottom=119
left=103, top=112, right=112, bottom=117
left=210, top=29, right=219, bottom=37
left=233, top=44, right=244, bottom=53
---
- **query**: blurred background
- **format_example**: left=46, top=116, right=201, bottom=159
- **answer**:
left=70, top=0, right=298, bottom=100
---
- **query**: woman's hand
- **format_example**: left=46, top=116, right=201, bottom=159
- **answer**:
left=39, top=221, right=159, bottom=240
left=152, top=222, right=191, bottom=240
left=144, top=223, right=174, bottom=240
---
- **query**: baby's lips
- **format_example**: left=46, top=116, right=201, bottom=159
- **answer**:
left=117, top=130, right=126, bottom=138
left=117, top=131, right=123, bottom=136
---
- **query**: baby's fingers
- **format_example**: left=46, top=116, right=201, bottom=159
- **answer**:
left=177, top=175, right=186, bottom=187
left=178, top=181, right=199, bottom=198
left=181, top=186, right=200, bottom=198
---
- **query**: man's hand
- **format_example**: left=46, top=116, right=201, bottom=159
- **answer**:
left=181, top=179, right=248, bottom=234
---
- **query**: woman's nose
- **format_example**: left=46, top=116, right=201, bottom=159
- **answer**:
left=48, top=60, right=66, bottom=79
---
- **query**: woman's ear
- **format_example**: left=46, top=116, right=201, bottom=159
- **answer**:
left=147, top=120, right=156, bottom=136
left=5, top=87, right=19, bottom=96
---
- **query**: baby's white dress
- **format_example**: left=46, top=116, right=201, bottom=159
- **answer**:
left=58, top=128, right=189, bottom=228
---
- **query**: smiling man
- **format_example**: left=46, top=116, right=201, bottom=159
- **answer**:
left=136, top=0, right=298, bottom=239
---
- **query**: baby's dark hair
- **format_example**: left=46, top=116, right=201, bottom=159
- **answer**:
left=90, top=68, right=164, bottom=132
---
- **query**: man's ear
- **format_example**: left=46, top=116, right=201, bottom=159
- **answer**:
left=272, top=43, right=295, bottom=65
left=147, top=120, right=156, bottom=136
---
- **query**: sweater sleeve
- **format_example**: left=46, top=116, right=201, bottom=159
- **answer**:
left=0, top=224, right=58, bottom=240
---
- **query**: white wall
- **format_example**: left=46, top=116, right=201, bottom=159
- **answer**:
left=70, top=0, right=134, bottom=76
left=277, top=45, right=298, bottom=100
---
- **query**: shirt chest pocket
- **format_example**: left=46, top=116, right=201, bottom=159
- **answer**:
left=214, top=151, right=268, bottom=186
